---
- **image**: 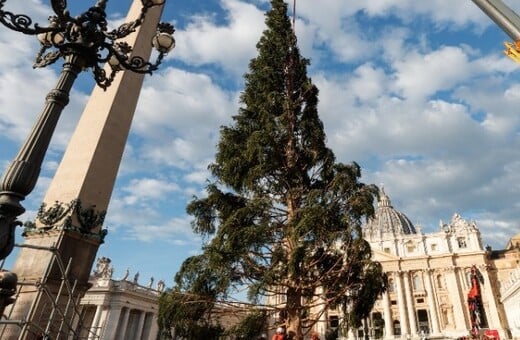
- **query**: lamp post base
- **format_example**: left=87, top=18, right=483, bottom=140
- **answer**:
left=0, top=193, right=24, bottom=260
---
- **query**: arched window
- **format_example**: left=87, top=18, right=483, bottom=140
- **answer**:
left=388, top=278, right=395, bottom=293
left=393, top=320, right=401, bottom=336
left=437, top=274, right=445, bottom=289
left=465, top=269, right=472, bottom=287
left=406, top=241, right=416, bottom=253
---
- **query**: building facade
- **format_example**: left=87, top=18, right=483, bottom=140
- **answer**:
left=500, top=263, right=520, bottom=339
left=489, top=233, right=520, bottom=339
left=353, top=189, right=510, bottom=339
left=79, top=257, right=165, bottom=340
left=304, top=189, right=517, bottom=340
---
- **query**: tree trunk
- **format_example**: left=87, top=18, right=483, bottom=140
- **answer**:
left=286, top=287, right=303, bottom=340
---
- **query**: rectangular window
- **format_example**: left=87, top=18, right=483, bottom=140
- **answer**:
left=329, top=315, right=339, bottom=328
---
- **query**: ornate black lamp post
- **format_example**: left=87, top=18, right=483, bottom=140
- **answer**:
left=0, top=0, right=175, bottom=261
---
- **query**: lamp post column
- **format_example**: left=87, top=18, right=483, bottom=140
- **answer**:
left=0, top=53, right=84, bottom=258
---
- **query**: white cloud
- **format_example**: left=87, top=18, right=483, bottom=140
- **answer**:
left=122, top=178, right=181, bottom=205
left=125, top=215, right=198, bottom=243
left=130, top=67, right=237, bottom=170
left=172, top=0, right=265, bottom=75
left=184, top=169, right=212, bottom=185
left=392, top=46, right=471, bottom=100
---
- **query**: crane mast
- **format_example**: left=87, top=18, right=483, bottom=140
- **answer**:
left=472, top=0, right=520, bottom=64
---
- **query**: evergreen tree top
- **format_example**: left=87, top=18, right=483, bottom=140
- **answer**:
left=212, top=0, right=333, bottom=198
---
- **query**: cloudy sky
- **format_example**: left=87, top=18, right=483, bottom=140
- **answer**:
left=1, top=0, right=520, bottom=287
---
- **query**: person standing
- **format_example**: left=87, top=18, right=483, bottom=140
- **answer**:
left=272, top=327, right=285, bottom=340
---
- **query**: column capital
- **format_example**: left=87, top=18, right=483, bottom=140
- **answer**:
left=441, top=266, right=456, bottom=273
left=476, top=264, right=489, bottom=271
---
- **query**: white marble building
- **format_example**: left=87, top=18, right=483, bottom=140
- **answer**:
left=494, top=234, right=520, bottom=340
left=501, top=263, right=520, bottom=339
left=300, top=189, right=514, bottom=340
left=353, top=189, right=510, bottom=339
left=78, top=257, right=165, bottom=340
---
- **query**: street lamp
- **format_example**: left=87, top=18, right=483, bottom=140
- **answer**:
left=0, top=0, right=175, bottom=260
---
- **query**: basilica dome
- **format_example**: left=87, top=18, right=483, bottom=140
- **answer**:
left=364, top=188, right=416, bottom=239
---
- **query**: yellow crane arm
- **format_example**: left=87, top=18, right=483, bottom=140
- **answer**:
left=472, top=0, right=520, bottom=64
left=504, top=41, right=520, bottom=64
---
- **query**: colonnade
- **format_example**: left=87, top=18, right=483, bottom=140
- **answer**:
left=319, top=262, right=511, bottom=340
left=85, top=304, right=158, bottom=340
left=365, top=266, right=505, bottom=339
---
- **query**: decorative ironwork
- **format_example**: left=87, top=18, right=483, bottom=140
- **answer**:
left=0, top=0, right=175, bottom=89
left=23, top=199, right=108, bottom=242
left=0, top=269, right=17, bottom=317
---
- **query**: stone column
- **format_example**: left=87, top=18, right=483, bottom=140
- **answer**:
left=382, top=291, right=393, bottom=337
left=88, top=305, right=103, bottom=340
left=479, top=266, right=507, bottom=336
left=116, top=308, right=131, bottom=340
left=310, top=286, right=327, bottom=337
left=135, top=310, right=146, bottom=340
left=446, top=268, right=466, bottom=331
left=424, top=270, right=440, bottom=335
left=102, top=306, right=122, bottom=340
left=404, top=272, right=418, bottom=336
left=149, top=313, right=160, bottom=340
left=95, top=307, right=109, bottom=339
left=396, top=271, right=409, bottom=336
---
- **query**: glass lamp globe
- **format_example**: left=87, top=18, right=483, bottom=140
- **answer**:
left=152, top=32, right=175, bottom=54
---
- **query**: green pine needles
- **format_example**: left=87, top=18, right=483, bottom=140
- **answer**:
left=158, top=1, right=387, bottom=339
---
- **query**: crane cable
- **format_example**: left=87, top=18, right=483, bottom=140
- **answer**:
left=293, top=0, right=296, bottom=29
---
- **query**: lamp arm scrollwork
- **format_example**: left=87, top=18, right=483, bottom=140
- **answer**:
left=0, top=0, right=174, bottom=261
left=51, top=0, right=67, bottom=15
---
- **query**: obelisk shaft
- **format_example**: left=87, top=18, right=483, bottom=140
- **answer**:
left=42, top=1, right=163, bottom=221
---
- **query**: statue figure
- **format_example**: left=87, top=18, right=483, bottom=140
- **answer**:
left=148, top=276, right=154, bottom=288
left=122, top=268, right=130, bottom=281
left=133, top=271, right=139, bottom=285
left=93, top=257, right=113, bottom=279
left=157, top=279, right=165, bottom=292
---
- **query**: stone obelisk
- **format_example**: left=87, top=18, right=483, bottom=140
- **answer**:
left=4, top=1, right=165, bottom=338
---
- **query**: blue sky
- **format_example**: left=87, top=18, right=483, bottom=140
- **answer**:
left=1, top=0, right=520, bottom=288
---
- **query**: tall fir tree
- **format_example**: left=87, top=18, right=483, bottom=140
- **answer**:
left=159, top=1, right=387, bottom=338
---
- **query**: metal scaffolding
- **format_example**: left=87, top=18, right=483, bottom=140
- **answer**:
left=0, top=244, right=96, bottom=340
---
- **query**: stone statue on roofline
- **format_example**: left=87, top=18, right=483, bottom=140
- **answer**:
left=122, top=268, right=129, bottom=281
left=157, top=279, right=165, bottom=292
left=93, top=257, right=113, bottom=279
